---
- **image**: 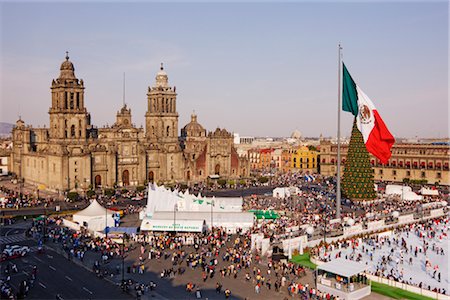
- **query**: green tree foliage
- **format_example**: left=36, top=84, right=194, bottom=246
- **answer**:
left=217, top=179, right=227, bottom=187
left=86, top=190, right=96, bottom=198
left=67, top=192, right=79, bottom=202
left=258, top=176, right=269, bottom=184
left=342, top=119, right=376, bottom=201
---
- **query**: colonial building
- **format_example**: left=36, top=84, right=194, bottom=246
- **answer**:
left=290, top=146, right=318, bottom=173
left=10, top=54, right=249, bottom=192
left=319, top=140, right=450, bottom=185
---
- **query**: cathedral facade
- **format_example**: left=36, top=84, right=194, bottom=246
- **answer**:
left=10, top=54, right=249, bottom=192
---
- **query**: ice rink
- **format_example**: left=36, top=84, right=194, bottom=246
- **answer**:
left=323, top=216, right=449, bottom=294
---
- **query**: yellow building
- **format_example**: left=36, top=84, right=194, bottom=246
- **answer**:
left=291, top=146, right=318, bottom=173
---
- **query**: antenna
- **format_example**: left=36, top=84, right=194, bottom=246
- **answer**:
left=18, top=103, right=21, bottom=120
left=123, top=72, right=126, bottom=106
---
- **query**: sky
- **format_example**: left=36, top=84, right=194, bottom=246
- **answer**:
left=0, top=1, right=448, bottom=139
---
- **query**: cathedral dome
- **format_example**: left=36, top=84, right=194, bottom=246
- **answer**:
left=182, top=113, right=206, bottom=137
left=155, top=63, right=169, bottom=87
left=58, top=52, right=76, bottom=80
left=291, top=129, right=302, bottom=139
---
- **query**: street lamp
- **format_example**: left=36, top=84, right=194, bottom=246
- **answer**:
left=173, top=203, right=178, bottom=234
left=210, top=198, right=215, bottom=231
left=121, top=233, right=128, bottom=287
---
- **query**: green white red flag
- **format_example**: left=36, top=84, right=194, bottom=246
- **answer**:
left=342, top=63, right=395, bottom=164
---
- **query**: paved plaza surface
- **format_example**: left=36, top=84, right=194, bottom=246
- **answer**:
left=1, top=223, right=131, bottom=299
left=1, top=219, right=392, bottom=300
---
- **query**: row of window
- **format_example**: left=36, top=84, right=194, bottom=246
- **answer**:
left=378, top=169, right=442, bottom=179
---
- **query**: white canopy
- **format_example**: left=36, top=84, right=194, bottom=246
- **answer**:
left=385, top=185, right=411, bottom=195
left=74, top=199, right=115, bottom=216
left=273, top=187, right=289, bottom=199
left=318, top=258, right=366, bottom=278
left=73, top=200, right=115, bottom=232
left=420, top=187, right=439, bottom=196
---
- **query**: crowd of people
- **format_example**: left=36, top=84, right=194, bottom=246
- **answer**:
left=311, top=216, right=449, bottom=295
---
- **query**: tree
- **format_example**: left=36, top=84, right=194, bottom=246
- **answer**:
left=258, top=176, right=269, bottom=184
left=342, top=118, right=376, bottom=201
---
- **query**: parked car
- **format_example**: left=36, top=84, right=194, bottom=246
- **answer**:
left=2, top=245, right=30, bottom=257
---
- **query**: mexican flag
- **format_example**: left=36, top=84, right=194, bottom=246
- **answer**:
left=342, top=63, right=395, bottom=164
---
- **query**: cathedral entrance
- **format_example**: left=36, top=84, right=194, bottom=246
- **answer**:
left=122, top=170, right=130, bottom=186
left=148, top=171, right=154, bottom=183
left=94, top=175, right=101, bottom=188
left=215, top=164, right=220, bottom=175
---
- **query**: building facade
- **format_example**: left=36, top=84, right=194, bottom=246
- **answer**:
left=10, top=55, right=249, bottom=192
left=291, top=146, right=318, bottom=173
left=319, top=140, right=450, bottom=185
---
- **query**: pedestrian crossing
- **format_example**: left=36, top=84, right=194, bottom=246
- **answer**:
left=6, top=221, right=32, bottom=229
left=0, top=234, right=31, bottom=245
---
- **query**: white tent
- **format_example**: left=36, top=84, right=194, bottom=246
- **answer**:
left=385, top=185, right=412, bottom=195
left=403, top=191, right=423, bottom=201
left=420, top=187, right=439, bottom=196
left=144, top=184, right=243, bottom=218
left=385, top=185, right=422, bottom=201
left=273, top=187, right=289, bottom=199
left=73, top=199, right=115, bottom=232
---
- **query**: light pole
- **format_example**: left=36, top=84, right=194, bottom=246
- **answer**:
left=173, top=203, right=178, bottom=234
left=121, top=233, right=128, bottom=287
left=210, top=198, right=215, bottom=231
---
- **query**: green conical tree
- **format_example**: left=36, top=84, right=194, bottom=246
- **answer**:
left=342, top=118, right=376, bottom=201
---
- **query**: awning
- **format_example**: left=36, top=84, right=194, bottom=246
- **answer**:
left=249, top=210, right=280, bottom=219
left=106, top=227, right=138, bottom=235
left=317, top=258, right=366, bottom=278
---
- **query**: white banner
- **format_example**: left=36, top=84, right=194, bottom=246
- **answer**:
left=343, top=224, right=363, bottom=236
left=430, top=208, right=444, bottom=218
left=261, top=238, right=271, bottom=256
left=282, top=236, right=303, bottom=256
left=251, top=233, right=264, bottom=251
left=398, top=214, right=414, bottom=224
left=367, top=220, right=385, bottom=231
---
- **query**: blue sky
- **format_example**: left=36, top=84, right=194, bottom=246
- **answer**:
left=0, top=2, right=448, bottom=138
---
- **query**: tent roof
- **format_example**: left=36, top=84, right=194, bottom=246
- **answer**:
left=420, top=187, right=439, bottom=196
left=74, top=199, right=114, bottom=217
left=317, top=258, right=366, bottom=278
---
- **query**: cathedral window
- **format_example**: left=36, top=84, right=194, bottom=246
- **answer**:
left=76, top=94, right=80, bottom=109
left=71, top=125, right=75, bottom=137
left=65, top=130, right=68, bottom=138
left=166, top=126, right=170, bottom=137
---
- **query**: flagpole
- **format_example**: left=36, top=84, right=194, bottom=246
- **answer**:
left=336, top=43, right=343, bottom=219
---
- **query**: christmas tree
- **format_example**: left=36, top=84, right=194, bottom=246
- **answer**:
left=342, top=118, right=376, bottom=201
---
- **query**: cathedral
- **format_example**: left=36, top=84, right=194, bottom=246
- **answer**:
left=10, top=54, right=249, bottom=192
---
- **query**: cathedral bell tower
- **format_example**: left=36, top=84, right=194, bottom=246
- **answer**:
left=145, top=63, right=178, bottom=145
left=49, top=52, right=89, bottom=141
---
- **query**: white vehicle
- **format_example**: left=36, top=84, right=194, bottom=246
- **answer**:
left=2, top=245, right=30, bottom=257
